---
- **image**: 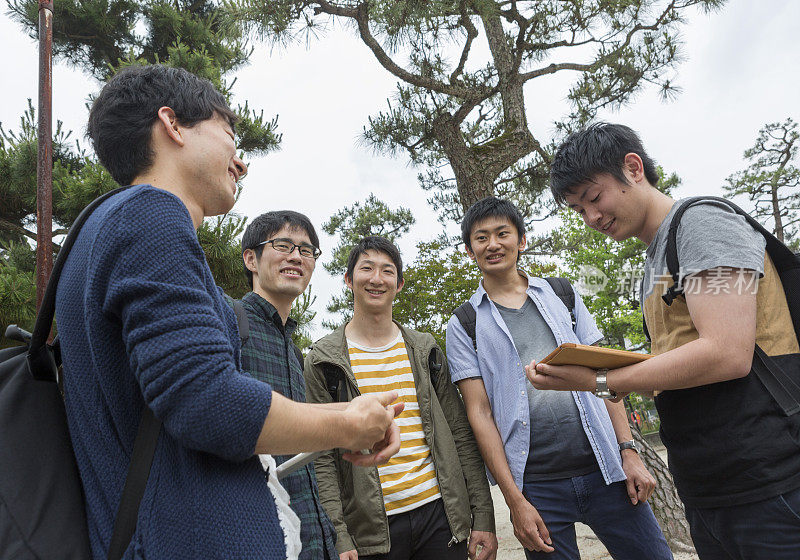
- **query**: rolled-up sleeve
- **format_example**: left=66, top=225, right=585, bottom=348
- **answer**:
left=96, top=190, right=271, bottom=462
left=446, top=314, right=481, bottom=383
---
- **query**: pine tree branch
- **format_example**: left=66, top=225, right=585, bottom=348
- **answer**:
left=312, top=1, right=490, bottom=99
left=519, top=0, right=680, bottom=83
left=0, top=219, right=62, bottom=251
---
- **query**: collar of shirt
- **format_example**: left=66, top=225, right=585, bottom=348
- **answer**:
left=456, top=270, right=625, bottom=490
left=242, top=291, right=298, bottom=337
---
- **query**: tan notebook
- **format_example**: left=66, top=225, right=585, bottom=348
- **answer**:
left=539, top=343, right=651, bottom=369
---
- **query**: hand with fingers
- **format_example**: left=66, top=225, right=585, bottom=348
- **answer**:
left=621, top=450, right=657, bottom=505
left=509, top=497, right=554, bottom=553
left=341, top=391, right=404, bottom=467
left=468, top=530, right=498, bottom=560
left=525, top=360, right=630, bottom=400
left=339, top=549, right=358, bottom=560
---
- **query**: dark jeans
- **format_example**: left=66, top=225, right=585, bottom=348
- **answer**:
left=360, top=498, right=467, bottom=560
left=521, top=470, right=673, bottom=560
left=684, top=486, right=800, bottom=559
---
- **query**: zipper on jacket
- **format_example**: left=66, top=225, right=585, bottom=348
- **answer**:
left=408, top=342, right=460, bottom=544
left=448, top=535, right=458, bottom=547
left=327, top=360, right=391, bottom=552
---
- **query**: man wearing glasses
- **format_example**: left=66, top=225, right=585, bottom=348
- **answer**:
left=240, top=212, right=338, bottom=560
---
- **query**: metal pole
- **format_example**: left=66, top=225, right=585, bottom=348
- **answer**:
left=35, top=0, right=54, bottom=310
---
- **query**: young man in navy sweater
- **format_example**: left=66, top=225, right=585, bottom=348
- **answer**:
left=55, top=64, right=401, bottom=560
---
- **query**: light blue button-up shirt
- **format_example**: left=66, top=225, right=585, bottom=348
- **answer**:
left=446, top=272, right=627, bottom=491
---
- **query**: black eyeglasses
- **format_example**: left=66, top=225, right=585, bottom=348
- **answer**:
left=257, top=238, right=322, bottom=259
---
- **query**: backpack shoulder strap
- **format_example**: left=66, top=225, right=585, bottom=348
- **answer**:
left=427, top=346, right=444, bottom=386
left=453, top=302, right=477, bottom=351
left=321, top=363, right=346, bottom=402
left=662, top=196, right=795, bottom=306
left=107, top=407, right=161, bottom=560
left=291, top=344, right=304, bottom=369
left=28, top=185, right=136, bottom=381
left=231, top=299, right=250, bottom=345
left=545, top=277, right=576, bottom=332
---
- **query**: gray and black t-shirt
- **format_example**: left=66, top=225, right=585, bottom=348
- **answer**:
left=642, top=199, right=766, bottom=355
left=640, top=199, right=800, bottom=507
left=494, top=298, right=598, bottom=481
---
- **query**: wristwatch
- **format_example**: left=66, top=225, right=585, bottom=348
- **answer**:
left=594, top=368, right=617, bottom=399
left=619, top=440, right=638, bottom=453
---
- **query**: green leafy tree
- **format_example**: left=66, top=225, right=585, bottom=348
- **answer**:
left=1, top=0, right=281, bottom=338
left=321, top=193, right=415, bottom=326
left=231, top=0, right=722, bottom=248
left=724, top=117, right=800, bottom=250
left=290, top=287, right=317, bottom=351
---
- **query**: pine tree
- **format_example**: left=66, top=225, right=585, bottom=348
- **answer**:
left=1, top=0, right=281, bottom=338
left=230, top=0, right=723, bottom=244
left=725, top=118, right=800, bottom=250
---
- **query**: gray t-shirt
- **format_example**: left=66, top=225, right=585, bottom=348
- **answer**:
left=495, top=298, right=597, bottom=481
left=643, top=199, right=766, bottom=315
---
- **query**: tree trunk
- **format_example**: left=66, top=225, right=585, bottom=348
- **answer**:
left=771, top=181, right=785, bottom=243
left=632, top=428, right=697, bottom=554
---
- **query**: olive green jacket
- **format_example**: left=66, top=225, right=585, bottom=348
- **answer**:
left=304, top=323, right=495, bottom=556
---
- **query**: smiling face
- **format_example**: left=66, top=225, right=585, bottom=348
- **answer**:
left=466, top=216, right=526, bottom=276
left=182, top=112, right=247, bottom=216
left=345, top=249, right=404, bottom=314
left=244, top=224, right=316, bottom=306
left=563, top=172, right=646, bottom=242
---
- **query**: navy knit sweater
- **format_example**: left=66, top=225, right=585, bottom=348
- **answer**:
left=56, top=186, right=286, bottom=559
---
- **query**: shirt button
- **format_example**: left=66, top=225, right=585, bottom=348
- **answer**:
left=521, top=390, right=525, bottom=396
left=522, top=421, right=527, bottom=426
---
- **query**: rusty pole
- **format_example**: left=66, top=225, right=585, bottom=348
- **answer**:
left=35, top=0, right=54, bottom=309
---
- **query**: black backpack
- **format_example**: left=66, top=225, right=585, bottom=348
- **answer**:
left=452, top=276, right=577, bottom=351
left=652, top=196, right=800, bottom=415
left=0, top=186, right=161, bottom=560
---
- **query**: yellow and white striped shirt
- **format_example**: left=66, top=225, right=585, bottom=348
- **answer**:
left=347, top=333, right=442, bottom=515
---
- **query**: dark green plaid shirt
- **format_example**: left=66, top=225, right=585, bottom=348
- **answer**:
left=239, top=292, right=337, bottom=560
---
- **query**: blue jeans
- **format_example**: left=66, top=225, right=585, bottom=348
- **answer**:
left=521, top=470, right=673, bottom=560
left=684, top=486, right=800, bottom=559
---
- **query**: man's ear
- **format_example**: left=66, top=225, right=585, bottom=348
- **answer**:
left=243, top=248, right=258, bottom=273
left=155, top=106, right=185, bottom=147
left=623, top=153, right=645, bottom=183
left=465, top=245, right=476, bottom=261
left=396, top=278, right=405, bottom=293
left=518, top=234, right=527, bottom=254
left=344, top=273, right=353, bottom=291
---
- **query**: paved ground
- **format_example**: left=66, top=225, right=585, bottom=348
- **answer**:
left=492, top=447, right=698, bottom=560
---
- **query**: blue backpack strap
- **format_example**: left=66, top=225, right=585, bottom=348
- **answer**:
left=453, top=302, right=477, bottom=351
left=544, top=277, right=576, bottom=332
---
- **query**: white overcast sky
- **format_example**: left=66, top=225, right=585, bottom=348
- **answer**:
left=1, top=0, right=798, bottom=337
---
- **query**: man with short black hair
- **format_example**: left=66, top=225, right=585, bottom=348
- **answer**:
left=448, top=196, right=671, bottom=560
left=305, top=236, right=497, bottom=560
left=56, top=64, right=401, bottom=559
left=239, top=211, right=337, bottom=560
left=539, top=122, right=800, bottom=559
